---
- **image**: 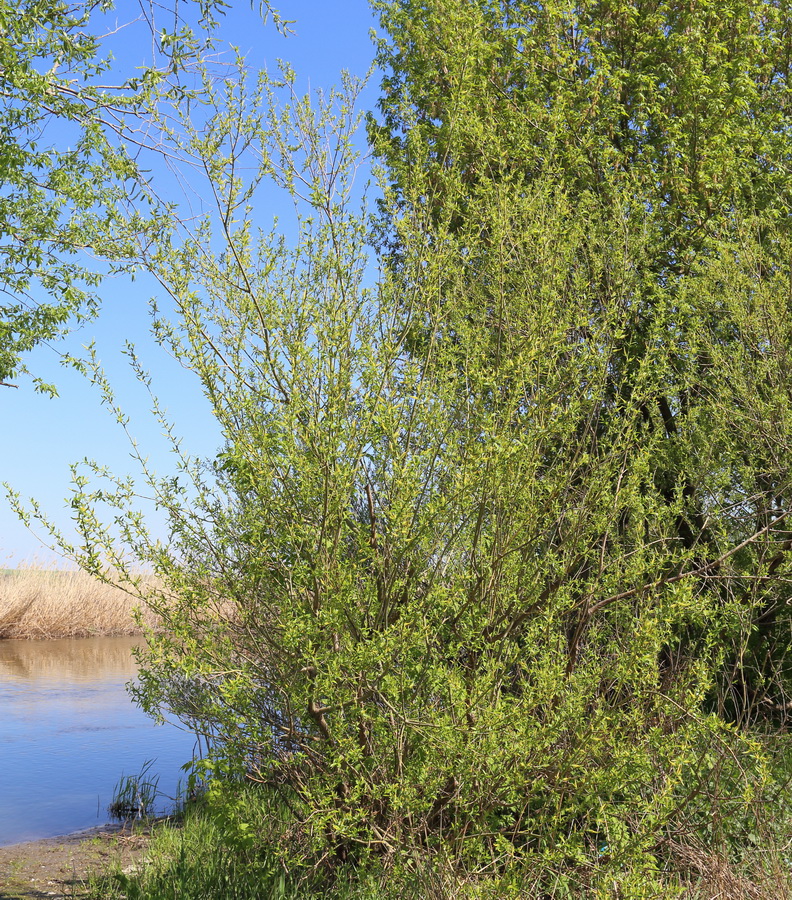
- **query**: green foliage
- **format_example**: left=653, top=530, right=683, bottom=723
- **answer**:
left=0, top=0, right=285, bottom=393
left=369, top=0, right=792, bottom=723
left=37, top=0, right=792, bottom=894
left=371, top=0, right=792, bottom=242
left=0, top=0, right=117, bottom=391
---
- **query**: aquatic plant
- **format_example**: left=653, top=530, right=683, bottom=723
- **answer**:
left=109, top=760, right=161, bottom=822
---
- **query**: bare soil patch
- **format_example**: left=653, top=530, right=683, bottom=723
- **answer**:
left=0, top=825, right=151, bottom=899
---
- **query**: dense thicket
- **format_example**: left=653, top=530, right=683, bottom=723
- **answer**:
left=371, top=0, right=792, bottom=724
left=373, top=0, right=792, bottom=236
left=53, top=1, right=792, bottom=896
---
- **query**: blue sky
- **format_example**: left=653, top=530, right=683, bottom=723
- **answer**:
left=0, top=0, right=381, bottom=564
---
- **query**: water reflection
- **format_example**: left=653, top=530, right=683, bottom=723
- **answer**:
left=0, top=636, right=196, bottom=846
left=0, top=636, right=140, bottom=683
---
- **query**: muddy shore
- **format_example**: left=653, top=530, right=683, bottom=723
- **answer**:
left=0, top=825, right=152, bottom=899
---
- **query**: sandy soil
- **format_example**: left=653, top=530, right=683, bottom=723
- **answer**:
left=0, top=825, right=151, bottom=899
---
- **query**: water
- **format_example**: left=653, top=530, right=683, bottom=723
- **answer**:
left=0, top=636, right=198, bottom=846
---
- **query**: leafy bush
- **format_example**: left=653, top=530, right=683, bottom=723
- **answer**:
left=54, top=1, right=792, bottom=894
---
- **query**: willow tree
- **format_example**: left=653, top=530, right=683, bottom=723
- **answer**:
left=46, top=1, right=792, bottom=896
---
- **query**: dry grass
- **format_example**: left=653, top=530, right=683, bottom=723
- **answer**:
left=0, top=566, right=160, bottom=639
left=663, top=835, right=792, bottom=900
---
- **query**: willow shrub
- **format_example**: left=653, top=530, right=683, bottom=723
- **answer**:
left=371, top=0, right=792, bottom=735
left=46, top=48, right=792, bottom=895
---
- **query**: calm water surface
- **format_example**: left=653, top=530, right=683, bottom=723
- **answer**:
left=0, top=636, right=197, bottom=846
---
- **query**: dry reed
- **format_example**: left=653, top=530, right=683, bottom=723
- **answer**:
left=663, top=830, right=792, bottom=899
left=0, top=566, right=160, bottom=639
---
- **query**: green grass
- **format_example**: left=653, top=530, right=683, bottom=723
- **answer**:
left=89, top=803, right=291, bottom=900
left=86, top=770, right=792, bottom=900
left=108, top=759, right=161, bottom=822
left=86, top=784, right=476, bottom=900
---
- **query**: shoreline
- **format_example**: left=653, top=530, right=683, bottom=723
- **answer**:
left=0, top=628, right=146, bottom=641
left=0, top=822, right=127, bottom=851
left=0, top=823, right=154, bottom=899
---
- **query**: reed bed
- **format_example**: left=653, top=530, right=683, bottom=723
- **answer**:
left=0, top=566, right=159, bottom=639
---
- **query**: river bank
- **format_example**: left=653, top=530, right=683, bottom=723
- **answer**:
left=0, top=567, right=158, bottom=639
left=0, top=824, right=153, bottom=899
left=0, top=635, right=197, bottom=849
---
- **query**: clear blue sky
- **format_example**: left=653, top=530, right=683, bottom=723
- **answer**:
left=0, top=0, right=381, bottom=565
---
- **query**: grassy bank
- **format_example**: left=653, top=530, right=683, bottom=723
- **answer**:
left=85, top=778, right=792, bottom=900
left=0, top=566, right=158, bottom=639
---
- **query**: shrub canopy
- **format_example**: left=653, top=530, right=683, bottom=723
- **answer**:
left=55, top=0, right=792, bottom=891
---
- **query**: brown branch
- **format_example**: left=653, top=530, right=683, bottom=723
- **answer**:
left=367, top=483, right=390, bottom=629
left=587, top=508, right=792, bottom=619
left=307, top=700, right=332, bottom=743
left=564, top=510, right=792, bottom=676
